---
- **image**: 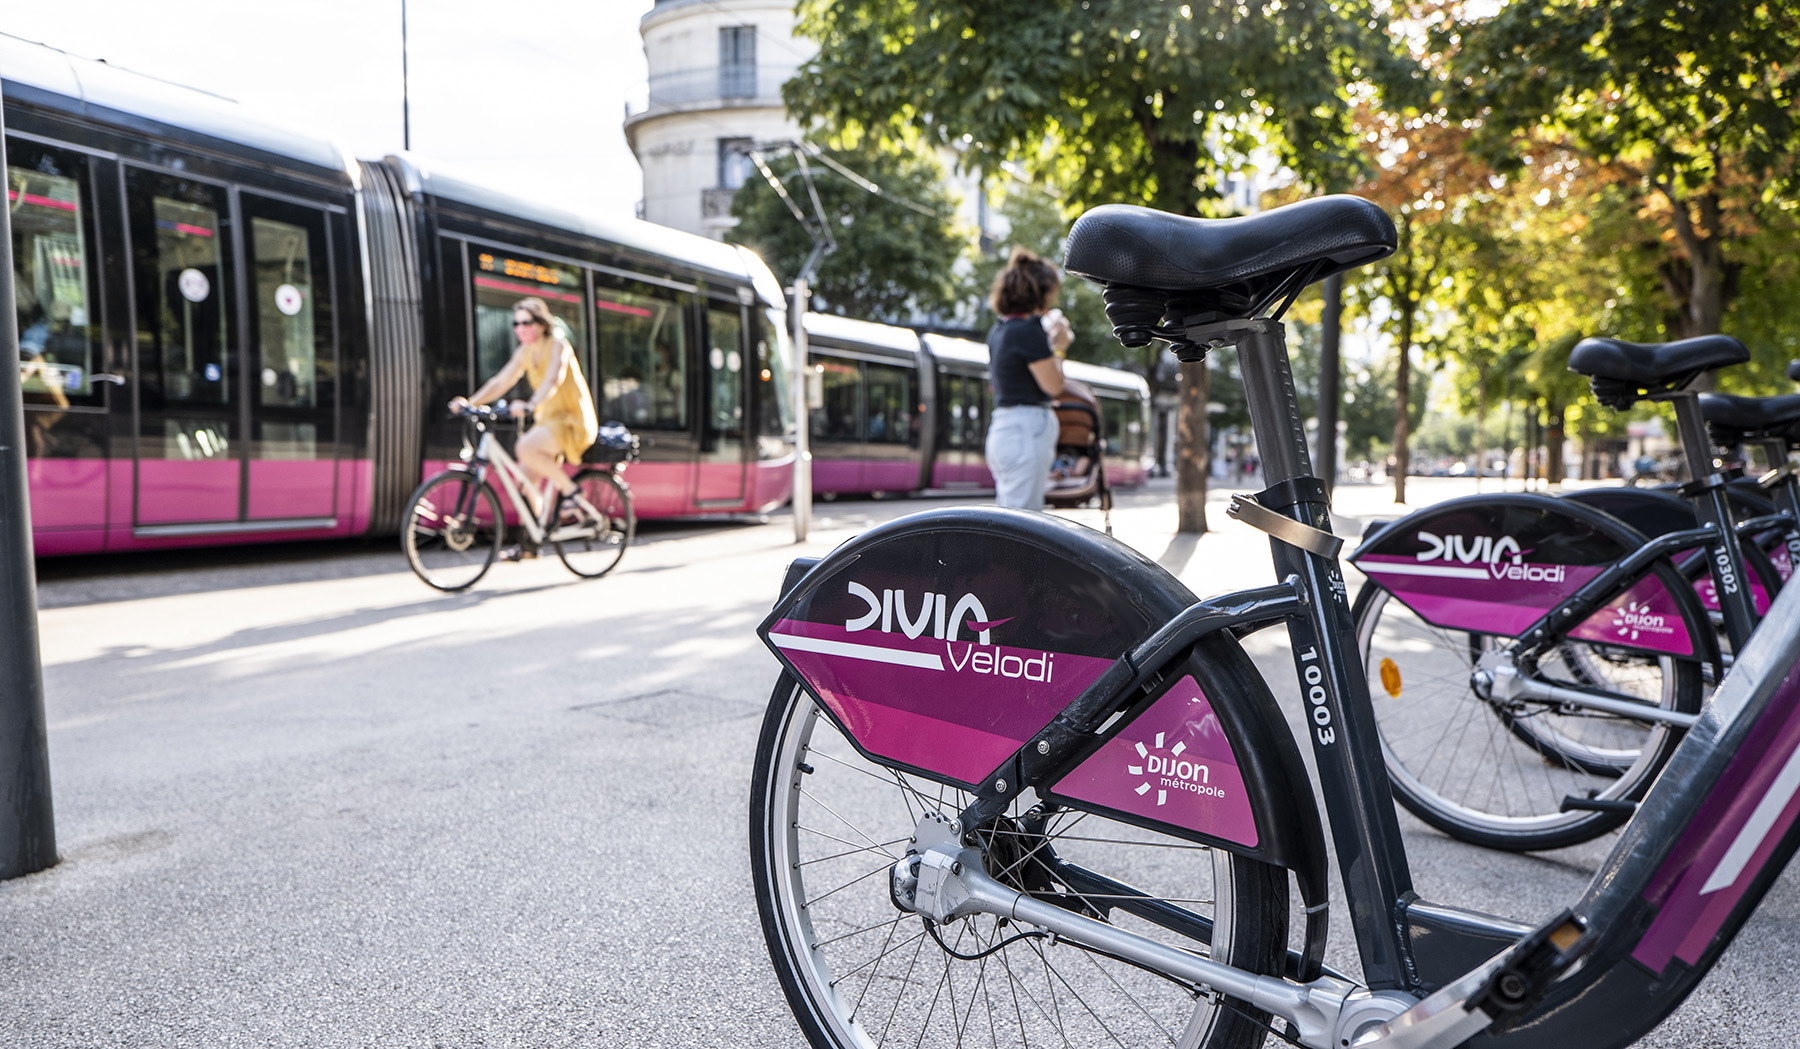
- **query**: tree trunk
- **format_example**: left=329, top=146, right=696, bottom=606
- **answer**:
left=1546, top=403, right=1566, bottom=485
left=1391, top=313, right=1413, bottom=505
left=1176, top=360, right=1209, bottom=533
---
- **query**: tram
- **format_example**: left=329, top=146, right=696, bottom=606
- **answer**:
left=6, top=35, right=1153, bottom=558
left=5, top=34, right=795, bottom=555
left=802, top=313, right=1152, bottom=497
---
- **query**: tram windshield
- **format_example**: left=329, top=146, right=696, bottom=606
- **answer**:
left=470, top=249, right=587, bottom=389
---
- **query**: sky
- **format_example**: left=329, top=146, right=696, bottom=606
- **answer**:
left=3, top=0, right=655, bottom=222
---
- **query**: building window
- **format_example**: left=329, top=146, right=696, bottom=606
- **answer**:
left=718, top=138, right=753, bottom=190
left=720, top=26, right=755, bottom=98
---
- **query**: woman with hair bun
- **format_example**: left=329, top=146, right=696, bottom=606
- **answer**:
left=984, top=247, right=1071, bottom=509
left=449, top=297, right=600, bottom=542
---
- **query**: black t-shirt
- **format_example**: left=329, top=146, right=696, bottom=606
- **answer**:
left=987, top=315, right=1053, bottom=407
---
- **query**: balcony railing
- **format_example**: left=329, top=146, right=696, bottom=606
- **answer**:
left=624, top=63, right=801, bottom=120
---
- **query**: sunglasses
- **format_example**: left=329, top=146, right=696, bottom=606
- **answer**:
left=513, top=319, right=540, bottom=328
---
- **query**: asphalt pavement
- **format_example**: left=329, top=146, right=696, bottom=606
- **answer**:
left=3, top=474, right=1794, bottom=1047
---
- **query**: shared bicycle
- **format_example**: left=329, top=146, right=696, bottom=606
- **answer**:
left=747, top=194, right=1800, bottom=1049
left=401, top=403, right=636, bottom=591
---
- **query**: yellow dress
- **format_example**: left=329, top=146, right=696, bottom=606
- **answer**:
left=524, top=337, right=600, bottom=462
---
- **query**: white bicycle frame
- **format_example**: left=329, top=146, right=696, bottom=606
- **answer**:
left=465, top=426, right=606, bottom=547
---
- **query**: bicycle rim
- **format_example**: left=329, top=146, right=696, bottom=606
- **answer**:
left=750, top=674, right=1285, bottom=1049
left=403, top=473, right=501, bottom=591
left=556, top=470, right=631, bottom=578
left=1354, top=584, right=1699, bottom=851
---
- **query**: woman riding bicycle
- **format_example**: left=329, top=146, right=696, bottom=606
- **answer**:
left=449, top=297, right=600, bottom=524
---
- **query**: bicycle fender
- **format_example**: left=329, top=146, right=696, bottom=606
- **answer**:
left=1349, top=493, right=1719, bottom=666
left=758, top=506, right=1327, bottom=880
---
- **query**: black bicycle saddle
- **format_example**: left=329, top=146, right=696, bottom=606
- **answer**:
left=1568, top=335, right=1749, bottom=408
left=1700, top=392, right=1800, bottom=443
left=1063, top=196, right=1395, bottom=302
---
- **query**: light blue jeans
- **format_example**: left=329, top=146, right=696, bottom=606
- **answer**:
left=986, top=404, right=1058, bottom=509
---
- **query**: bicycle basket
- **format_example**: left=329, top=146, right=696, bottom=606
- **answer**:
left=584, top=421, right=640, bottom=464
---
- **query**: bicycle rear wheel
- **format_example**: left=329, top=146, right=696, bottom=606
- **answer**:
left=403, top=471, right=502, bottom=591
left=555, top=468, right=632, bottom=578
left=1352, top=583, right=1702, bottom=851
left=750, top=672, right=1288, bottom=1049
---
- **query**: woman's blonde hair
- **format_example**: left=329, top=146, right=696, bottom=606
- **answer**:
left=512, top=297, right=557, bottom=339
left=988, top=246, right=1061, bottom=315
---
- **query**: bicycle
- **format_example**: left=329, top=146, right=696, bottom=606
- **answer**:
left=747, top=194, right=1800, bottom=1049
left=1346, top=337, right=1800, bottom=850
left=401, top=403, right=635, bottom=591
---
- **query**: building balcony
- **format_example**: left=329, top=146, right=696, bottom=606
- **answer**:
left=624, top=62, right=801, bottom=126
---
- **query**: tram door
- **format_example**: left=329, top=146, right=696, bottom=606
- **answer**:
left=125, top=170, right=336, bottom=533
left=695, top=303, right=746, bottom=504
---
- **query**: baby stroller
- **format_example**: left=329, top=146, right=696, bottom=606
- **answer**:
left=1044, top=378, right=1114, bottom=533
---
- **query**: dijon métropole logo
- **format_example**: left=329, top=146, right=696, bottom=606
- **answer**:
left=1611, top=598, right=1674, bottom=641
left=1127, top=731, right=1225, bottom=806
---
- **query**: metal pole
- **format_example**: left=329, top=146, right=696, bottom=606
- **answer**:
left=790, top=276, right=812, bottom=542
left=0, top=114, right=59, bottom=880
left=1316, top=273, right=1342, bottom=496
left=401, top=0, right=412, bottom=152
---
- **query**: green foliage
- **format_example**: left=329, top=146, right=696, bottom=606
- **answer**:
left=786, top=0, right=1392, bottom=214
left=1444, top=0, right=1800, bottom=337
left=726, top=145, right=964, bottom=323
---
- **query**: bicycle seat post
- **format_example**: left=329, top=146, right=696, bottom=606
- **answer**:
left=1203, top=313, right=1420, bottom=991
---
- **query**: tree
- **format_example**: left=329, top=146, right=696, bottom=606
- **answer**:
left=727, top=144, right=964, bottom=323
left=784, top=0, right=1388, bottom=531
left=1446, top=0, right=1800, bottom=344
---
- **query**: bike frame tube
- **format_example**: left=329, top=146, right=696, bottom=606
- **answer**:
left=1232, top=318, right=1419, bottom=991
left=472, top=427, right=554, bottom=545
left=1671, top=393, right=1761, bottom=647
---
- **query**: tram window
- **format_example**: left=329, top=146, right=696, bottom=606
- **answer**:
left=9, top=140, right=102, bottom=406
left=811, top=358, right=859, bottom=441
left=864, top=363, right=916, bottom=446
left=755, top=311, right=792, bottom=437
left=706, top=306, right=744, bottom=434
left=470, top=248, right=586, bottom=391
left=251, top=218, right=320, bottom=411
left=596, top=283, right=689, bottom=431
left=127, top=169, right=235, bottom=417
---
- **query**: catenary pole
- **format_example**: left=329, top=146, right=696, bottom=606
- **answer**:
left=0, top=112, right=58, bottom=880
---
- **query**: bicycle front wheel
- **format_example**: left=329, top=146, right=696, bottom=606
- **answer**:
left=1352, top=582, right=1702, bottom=851
left=555, top=468, right=632, bottom=578
left=403, top=471, right=502, bottom=591
left=750, top=672, right=1288, bottom=1049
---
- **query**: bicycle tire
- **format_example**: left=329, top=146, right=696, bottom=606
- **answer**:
left=750, top=670, right=1289, bottom=1049
left=555, top=469, right=632, bottom=579
left=403, top=471, right=503, bottom=592
left=1352, top=582, right=1703, bottom=851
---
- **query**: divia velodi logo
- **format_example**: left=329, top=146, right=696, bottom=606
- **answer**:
left=843, top=581, right=1055, bottom=682
left=1416, top=530, right=1566, bottom=583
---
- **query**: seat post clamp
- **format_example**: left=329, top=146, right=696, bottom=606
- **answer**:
left=1227, top=494, right=1343, bottom=559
